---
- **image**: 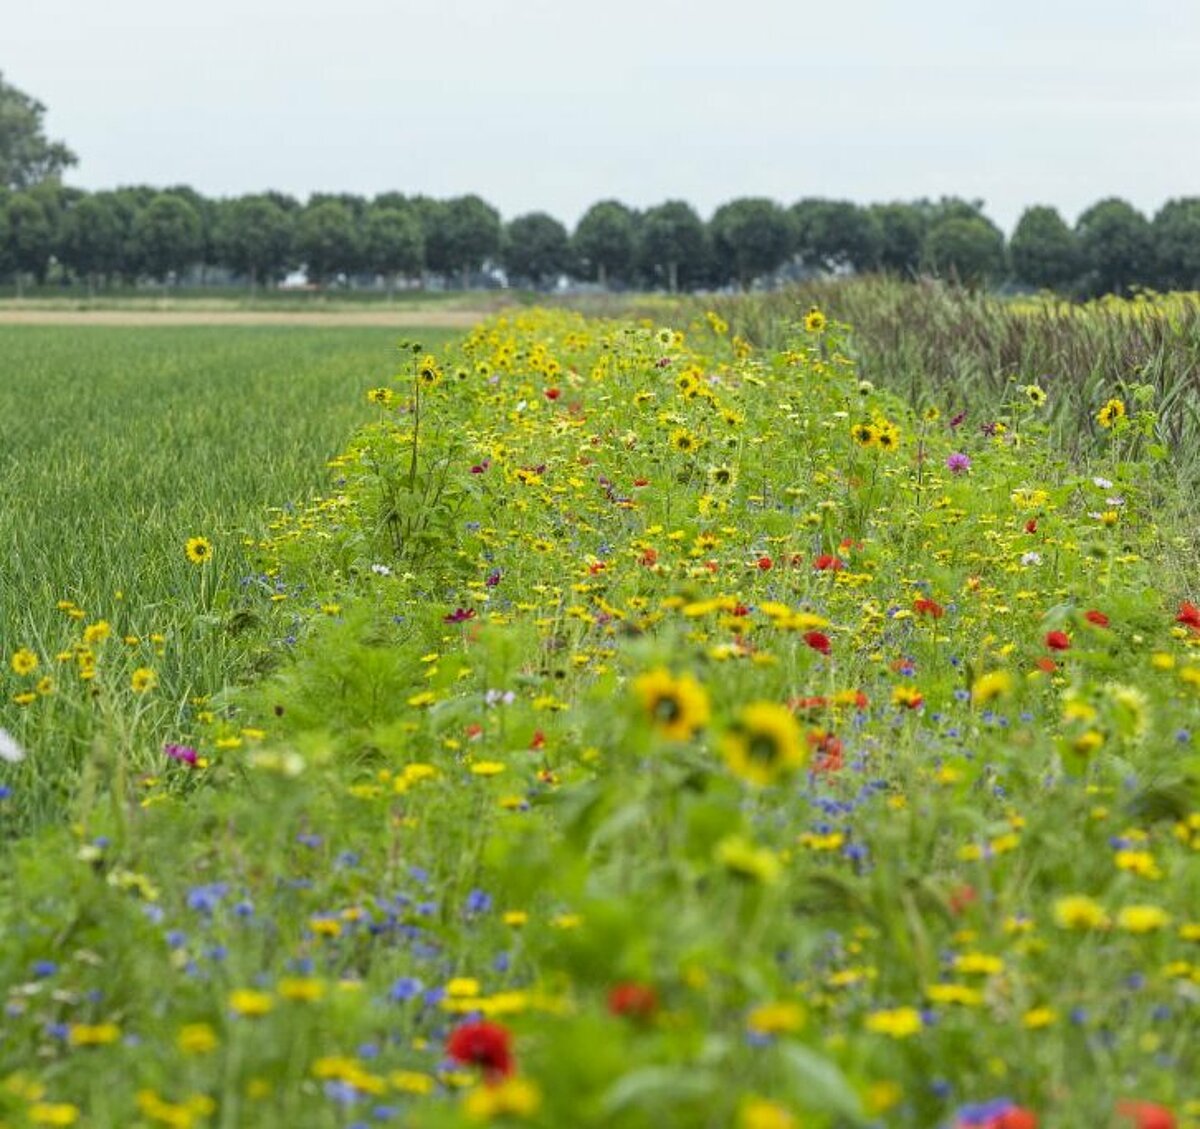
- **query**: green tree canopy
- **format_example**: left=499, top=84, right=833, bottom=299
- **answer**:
left=503, top=211, right=572, bottom=288
left=60, top=191, right=126, bottom=282
left=1009, top=205, right=1080, bottom=291
left=295, top=200, right=361, bottom=284
left=791, top=199, right=880, bottom=272
left=1076, top=198, right=1154, bottom=297
left=0, top=71, right=77, bottom=190
left=869, top=203, right=925, bottom=276
left=710, top=197, right=794, bottom=287
left=638, top=201, right=707, bottom=293
left=133, top=193, right=203, bottom=282
left=215, top=195, right=295, bottom=286
left=3, top=192, right=55, bottom=282
left=364, top=203, right=424, bottom=286
left=1152, top=198, right=1200, bottom=291
left=572, top=200, right=636, bottom=286
left=439, top=195, right=502, bottom=286
left=922, top=215, right=1006, bottom=286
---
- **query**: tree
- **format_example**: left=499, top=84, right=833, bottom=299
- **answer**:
left=3, top=192, right=54, bottom=288
left=60, top=191, right=125, bottom=288
left=1075, top=198, right=1154, bottom=297
left=573, top=200, right=636, bottom=287
left=1152, top=198, right=1200, bottom=291
left=1009, top=206, right=1080, bottom=292
left=132, top=193, right=203, bottom=282
left=791, top=199, right=880, bottom=273
left=0, top=71, right=77, bottom=190
left=709, top=197, right=793, bottom=288
left=215, top=194, right=295, bottom=287
left=503, top=211, right=571, bottom=288
left=364, top=203, right=423, bottom=292
left=439, top=195, right=501, bottom=288
left=922, top=216, right=1006, bottom=286
left=638, top=201, right=707, bottom=293
left=295, top=199, right=361, bottom=284
left=869, top=203, right=925, bottom=276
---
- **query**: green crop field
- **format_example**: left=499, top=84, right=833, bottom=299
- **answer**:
left=0, top=304, right=1197, bottom=1129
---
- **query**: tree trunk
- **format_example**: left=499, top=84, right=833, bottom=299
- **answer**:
left=668, top=261, right=678, bottom=294
left=598, top=262, right=607, bottom=288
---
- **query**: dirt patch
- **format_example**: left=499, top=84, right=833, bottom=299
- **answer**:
left=0, top=309, right=490, bottom=328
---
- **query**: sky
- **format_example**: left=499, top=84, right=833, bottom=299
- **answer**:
left=7, top=0, right=1200, bottom=233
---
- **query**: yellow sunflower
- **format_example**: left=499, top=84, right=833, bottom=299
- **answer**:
left=633, top=668, right=711, bottom=741
left=721, top=701, right=807, bottom=786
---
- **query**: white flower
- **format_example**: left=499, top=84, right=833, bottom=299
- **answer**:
left=1092, top=476, right=1113, bottom=489
left=1020, top=551, right=1042, bottom=566
left=370, top=563, right=392, bottom=576
left=0, top=728, right=25, bottom=763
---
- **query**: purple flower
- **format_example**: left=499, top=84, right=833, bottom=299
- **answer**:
left=443, top=607, right=476, bottom=624
left=164, top=743, right=198, bottom=765
left=946, top=453, right=971, bottom=475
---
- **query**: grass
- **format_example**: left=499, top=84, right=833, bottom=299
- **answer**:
left=0, top=325, right=457, bottom=831
left=1, top=308, right=1198, bottom=1128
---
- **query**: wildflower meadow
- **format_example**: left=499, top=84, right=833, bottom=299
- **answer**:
left=1, top=304, right=1198, bottom=1129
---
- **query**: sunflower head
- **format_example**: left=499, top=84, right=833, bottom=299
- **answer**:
left=721, top=701, right=806, bottom=786
left=804, top=308, right=827, bottom=334
left=633, top=668, right=711, bottom=741
left=185, top=537, right=213, bottom=565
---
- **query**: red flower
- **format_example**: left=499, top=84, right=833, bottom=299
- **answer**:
left=994, top=1109, right=1038, bottom=1129
left=1084, top=609, right=1110, bottom=627
left=1025, top=519, right=1038, bottom=534
left=1177, top=602, right=1200, bottom=631
left=544, top=387, right=560, bottom=400
left=803, top=631, right=831, bottom=655
left=444, top=607, right=477, bottom=624
left=1045, top=630, right=1070, bottom=651
left=608, top=982, right=659, bottom=1020
left=914, top=597, right=944, bottom=618
left=948, top=884, right=976, bottom=915
left=813, top=554, right=845, bottom=572
left=808, top=730, right=843, bottom=773
left=446, top=1021, right=514, bottom=1081
left=757, top=556, right=773, bottom=570
left=529, top=730, right=545, bottom=750
left=1116, top=1100, right=1175, bottom=1129
left=1035, top=657, right=1057, bottom=674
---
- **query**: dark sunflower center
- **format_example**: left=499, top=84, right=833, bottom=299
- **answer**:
left=747, top=734, right=780, bottom=764
left=654, top=695, right=683, bottom=724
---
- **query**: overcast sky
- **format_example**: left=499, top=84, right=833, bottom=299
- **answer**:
left=7, top=0, right=1200, bottom=232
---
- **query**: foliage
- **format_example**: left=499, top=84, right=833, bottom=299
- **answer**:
left=710, top=197, right=794, bottom=286
left=922, top=216, right=1006, bottom=286
left=1009, top=206, right=1081, bottom=292
left=637, top=200, right=708, bottom=292
left=0, top=70, right=77, bottom=190
left=132, top=193, right=204, bottom=282
left=1076, top=198, right=1155, bottom=298
left=572, top=200, right=637, bottom=286
left=502, top=212, right=572, bottom=288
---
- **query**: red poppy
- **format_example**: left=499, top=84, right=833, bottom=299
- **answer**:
left=1116, top=1100, right=1175, bottom=1129
left=914, top=597, right=944, bottom=618
left=446, top=1021, right=514, bottom=1081
left=803, top=631, right=831, bottom=655
left=544, top=387, right=560, bottom=400
left=639, top=548, right=658, bottom=567
left=808, top=730, right=843, bottom=773
left=790, top=695, right=828, bottom=713
left=1084, top=609, right=1110, bottom=627
left=994, top=1109, right=1038, bottom=1129
left=757, top=556, right=773, bottom=570
left=444, top=607, right=477, bottom=624
left=1025, top=519, right=1038, bottom=534
left=608, top=982, right=659, bottom=1020
left=1045, top=630, right=1070, bottom=651
left=1035, top=657, right=1057, bottom=674
left=813, top=554, right=845, bottom=572
left=529, top=730, right=545, bottom=750
left=1177, top=602, right=1200, bottom=631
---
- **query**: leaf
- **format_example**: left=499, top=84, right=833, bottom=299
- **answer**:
left=600, top=1066, right=719, bottom=1116
left=779, top=1043, right=866, bottom=1123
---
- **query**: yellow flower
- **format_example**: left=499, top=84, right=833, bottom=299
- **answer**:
left=185, top=536, right=213, bottom=564
left=367, top=386, right=394, bottom=405
left=68, top=1022, right=121, bottom=1047
left=746, top=1001, right=805, bottom=1035
left=851, top=422, right=879, bottom=447
left=29, top=1104, right=81, bottom=1126
left=633, top=668, right=711, bottom=741
left=804, top=307, right=827, bottom=334
left=954, top=952, right=1004, bottom=975
left=721, top=701, right=806, bottom=786
left=390, top=1071, right=435, bottom=1095
left=865, top=1007, right=923, bottom=1038
left=82, top=620, right=111, bottom=645
left=463, top=1076, right=541, bottom=1121
left=740, top=1097, right=798, bottom=1129
left=228, top=989, right=274, bottom=1017
left=177, top=1023, right=219, bottom=1055
left=131, top=667, right=158, bottom=694
left=925, top=983, right=984, bottom=1007
left=971, top=670, right=1012, bottom=706
left=279, top=977, right=326, bottom=1002
left=1117, top=904, right=1170, bottom=934
left=1053, top=894, right=1108, bottom=931
left=10, top=647, right=38, bottom=676
left=470, top=761, right=506, bottom=777
left=715, top=835, right=781, bottom=884
left=1097, top=398, right=1126, bottom=428
left=1023, top=1007, right=1057, bottom=1029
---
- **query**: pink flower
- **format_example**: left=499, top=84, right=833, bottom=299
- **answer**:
left=164, top=743, right=198, bottom=766
left=947, top=453, right=972, bottom=475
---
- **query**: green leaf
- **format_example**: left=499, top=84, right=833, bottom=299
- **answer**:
left=779, top=1043, right=865, bottom=1122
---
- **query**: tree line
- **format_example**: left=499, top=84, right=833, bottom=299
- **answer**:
left=4, top=69, right=1199, bottom=297
left=5, top=184, right=1200, bottom=296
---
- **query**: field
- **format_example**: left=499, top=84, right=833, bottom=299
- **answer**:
left=1, top=302, right=1198, bottom=1129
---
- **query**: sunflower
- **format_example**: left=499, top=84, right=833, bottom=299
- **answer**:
left=708, top=464, right=735, bottom=488
left=417, top=355, right=442, bottom=387
left=1023, top=385, right=1047, bottom=407
left=875, top=424, right=900, bottom=451
left=10, top=648, right=38, bottom=676
left=721, top=701, right=807, bottom=786
left=366, top=387, right=394, bottom=406
left=130, top=667, right=158, bottom=694
left=633, top=668, right=711, bottom=741
left=185, top=537, right=213, bottom=565
left=851, top=422, right=878, bottom=448
left=670, top=428, right=701, bottom=455
left=804, top=308, right=827, bottom=334
left=1096, top=398, right=1125, bottom=429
